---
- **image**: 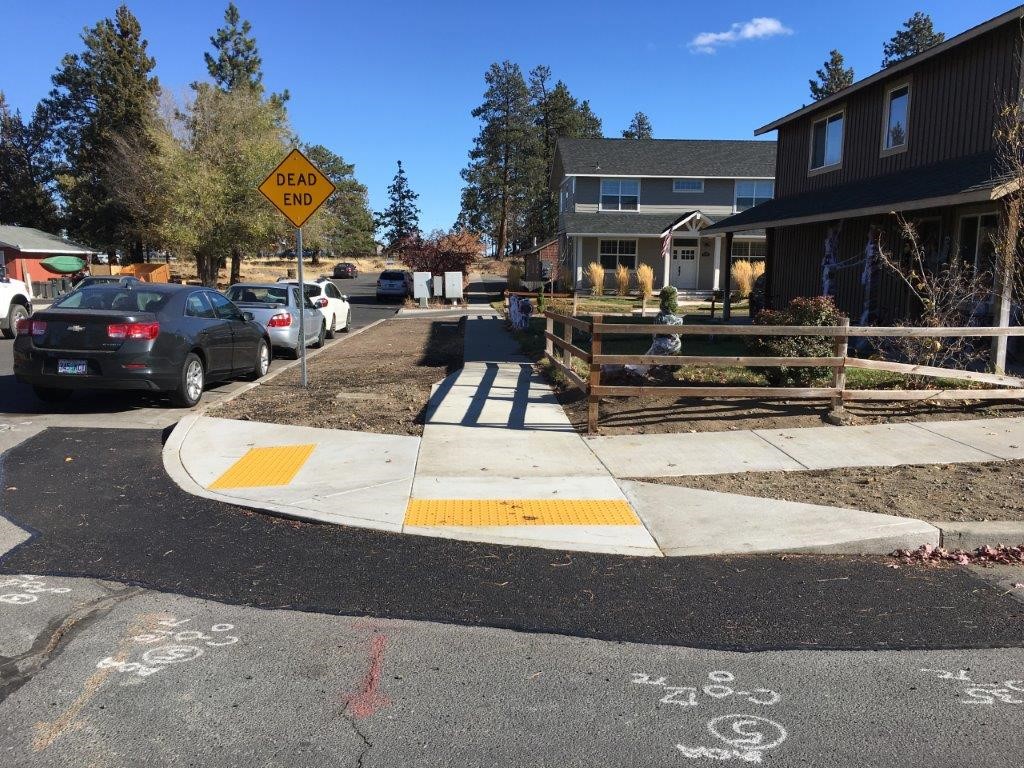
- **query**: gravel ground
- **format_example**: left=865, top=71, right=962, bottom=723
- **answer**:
left=209, top=318, right=463, bottom=435
left=646, top=460, right=1024, bottom=522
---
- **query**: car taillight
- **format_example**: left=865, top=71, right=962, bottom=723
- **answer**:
left=315, top=298, right=328, bottom=308
left=16, top=318, right=32, bottom=335
left=107, top=322, right=160, bottom=340
left=30, top=320, right=46, bottom=337
left=268, top=313, right=292, bottom=327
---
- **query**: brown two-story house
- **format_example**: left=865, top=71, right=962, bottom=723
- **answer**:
left=708, top=6, right=1023, bottom=339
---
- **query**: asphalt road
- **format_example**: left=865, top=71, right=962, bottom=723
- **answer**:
left=1, top=575, right=1022, bottom=767
left=2, top=428, right=1022, bottom=652
left=0, top=273, right=396, bottom=438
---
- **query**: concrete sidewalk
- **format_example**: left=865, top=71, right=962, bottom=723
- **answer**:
left=588, top=418, right=1024, bottom=477
left=160, top=315, right=982, bottom=556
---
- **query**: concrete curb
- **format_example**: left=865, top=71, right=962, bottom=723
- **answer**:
left=196, top=317, right=386, bottom=415
left=938, top=522, right=1024, bottom=550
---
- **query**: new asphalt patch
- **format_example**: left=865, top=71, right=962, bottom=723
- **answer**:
left=1, top=428, right=1022, bottom=651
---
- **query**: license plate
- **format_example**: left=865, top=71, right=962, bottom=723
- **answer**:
left=57, top=359, right=88, bottom=375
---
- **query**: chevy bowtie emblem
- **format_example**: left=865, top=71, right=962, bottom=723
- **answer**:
left=68, top=325, right=85, bottom=332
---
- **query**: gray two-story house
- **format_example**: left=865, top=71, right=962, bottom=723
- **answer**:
left=552, top=138, right=776, bottom=294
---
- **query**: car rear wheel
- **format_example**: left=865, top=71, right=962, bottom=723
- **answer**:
left=32, top=386, right=72, bottom=403
left=326, top=314, right=336, bottom=339
left=3, top=303, right=28, bottom=339
left=312, top=321, right=325, bottom=348
left=171, top=353, right=204, bottom=408
left=342, top=310, right=351, bottom=332
left=251, top=339, right=270, bottom=380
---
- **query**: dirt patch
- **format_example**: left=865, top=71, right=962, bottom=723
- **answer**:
left=552, top=387, right=1024, bottom=435
left=645, top=460, right=1024, bottom=522
left=210, top=318, right=463, bottom=435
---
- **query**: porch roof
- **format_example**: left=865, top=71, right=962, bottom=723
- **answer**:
left=705, top=151, right=1007, bottom=234
left=562, top=211, right=764, bottom=238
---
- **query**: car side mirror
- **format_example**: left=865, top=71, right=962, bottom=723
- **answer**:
left=242, top=311, right=254, bottom=322
left=341, top=295, right=348, bottom=301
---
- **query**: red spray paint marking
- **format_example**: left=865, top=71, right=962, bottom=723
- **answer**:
left=343, top=634, right=391, bottom=719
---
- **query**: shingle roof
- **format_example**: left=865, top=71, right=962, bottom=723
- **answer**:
left=555, top=138, right=776, bottom=179
left=0, top=226, right=98, bottom=254
left=705, top=152, right=1005, bottom=233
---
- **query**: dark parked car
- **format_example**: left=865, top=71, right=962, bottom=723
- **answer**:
left=13, top=284, right=271, bottom=407
left=73, top=275, right=142, bottom=290
left=332, top=262, right=358, bottom=279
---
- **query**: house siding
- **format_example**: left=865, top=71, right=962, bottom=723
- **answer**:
left=571, top=176, right=747, bottom=214
left=775, top=22, right=1021, bottom=198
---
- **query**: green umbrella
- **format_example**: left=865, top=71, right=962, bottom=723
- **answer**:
left=40, top=255, right=87, bottom=274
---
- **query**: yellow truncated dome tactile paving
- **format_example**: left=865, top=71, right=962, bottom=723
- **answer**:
left=404, top=499, right=639, bottom=527
left=209, top=444, right=317, bottom=489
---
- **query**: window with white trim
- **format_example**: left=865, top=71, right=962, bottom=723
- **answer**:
left=672, top=179, right=704, bottom=193
left=884, top=84, right=910, bottom=151
left=731, top=240, right=767, bottom=259
left=599, top=239, right=637, bottom=269
left=600, top=179, right=639, bottom=211
left=810, top=111, right=844, bottom=170
left=734, top=180, right=774, bottom=212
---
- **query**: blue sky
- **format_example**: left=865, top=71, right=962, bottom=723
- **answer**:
left=4, top=1, right=1015, bottom=233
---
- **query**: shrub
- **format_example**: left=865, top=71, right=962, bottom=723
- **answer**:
left=659, top=285, right=679, bottom=315
left=615, top=264, right=630, bottom=296
left=635, top=264, right=654, bottom=300
left=731, top=259, right=765, bottom=299
left=586, top=262, right=605, bottom=296
left=749, top=296, right=844, bottom=386
left=537, top=283, right=546, bottom=312
left=507, top=264, right=523, bottom=291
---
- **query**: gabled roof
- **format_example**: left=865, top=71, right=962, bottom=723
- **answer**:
left=554, top=138, right=776, bottom=180
left=562, top=211, right=764, bottom=237
left=0, top=225, right=98, bottom=255
left=756, top=5, right=1024, bottom=135
left=705, top=151, right=1005, bottom=233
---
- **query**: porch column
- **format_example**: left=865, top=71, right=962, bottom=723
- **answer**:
left=712, top=236, right=723, bottom=293
left=573, top=237, right=583, bottom=288
left=993, top=199, right=1018, bottom=372
left=722, top=232, right=734, bottom=321
left=662, top=233, right=671, bottom=289
left=764, top=227, right=775, bottom=310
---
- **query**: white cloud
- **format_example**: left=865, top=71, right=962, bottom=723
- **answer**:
left=688, top=17, right=793, bottom=54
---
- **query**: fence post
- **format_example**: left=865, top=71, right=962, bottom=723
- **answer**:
left=587, top=314, right=602, bottom=434
left=545, top=313, right=554, bottom=358
left=572, top=291, right=579, bottom=317
left=562, top=317, right=572, bottom=370
left=829, top=316, right=850, bottom=422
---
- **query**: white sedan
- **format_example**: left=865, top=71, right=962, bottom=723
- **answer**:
left=280, top=278, right=351, bottom=337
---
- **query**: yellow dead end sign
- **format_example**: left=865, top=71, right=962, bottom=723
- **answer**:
left=258, top=148, right=336, bottom=228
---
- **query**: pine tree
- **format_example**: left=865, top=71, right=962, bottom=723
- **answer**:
left=376, top=161, right=421, bottom=247
left=205, top=3, right=262, bottom=91
left=621, top=111, right=653, bottom=139
left=44, top=4, right=159, bottom=256
left=459, top=61, right=539, bottom=259
left=524, top=66, right=602, bottom=243
left=302, top=144, right=376, bottom=255
left=809, top=50, right=854, bottom=100
left=0, top=93, right=59, bottom=230
left=882, top=12, right=945, bottom=67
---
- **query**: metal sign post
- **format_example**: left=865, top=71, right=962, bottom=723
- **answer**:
left=296, top=226, right=307, bottom=386
left=257, top=148, right=336, bottom=390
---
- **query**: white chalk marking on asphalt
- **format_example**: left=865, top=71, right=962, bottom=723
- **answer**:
left=631, top=671, right=780, bottom=709
left=96, top=616, right=241, bottom=681
left=0, top=575, right=71, bottom=605
left=919, top=668, right=1024, bottom=706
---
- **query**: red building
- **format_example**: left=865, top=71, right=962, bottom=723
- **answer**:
left=0, top=225, right=97, bottom=294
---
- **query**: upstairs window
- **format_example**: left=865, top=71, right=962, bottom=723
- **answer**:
left=600, top=179, right=639, bottom=211
left=734, top=180, right=774, bottom=211
left=810, top=111, right=844, bottom=171
left=672, top=179, right=704, bottom=193
left=559, top=177, right=575, bottom=212
left=884, top=84, right=910, bottom=151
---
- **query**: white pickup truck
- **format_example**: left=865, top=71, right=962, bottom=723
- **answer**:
left=0, top=269, right=32, bottom=339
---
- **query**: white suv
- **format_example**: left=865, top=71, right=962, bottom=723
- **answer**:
left=0, top=268, right=32, bottom=339
left=280, top=278, right=351, bottom=337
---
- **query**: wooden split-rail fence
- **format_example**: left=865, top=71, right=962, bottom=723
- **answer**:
left=541, top=310, right=1024, bottom=434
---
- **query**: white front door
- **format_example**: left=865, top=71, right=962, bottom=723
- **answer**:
left=671, top=245, right=698, bottom=290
